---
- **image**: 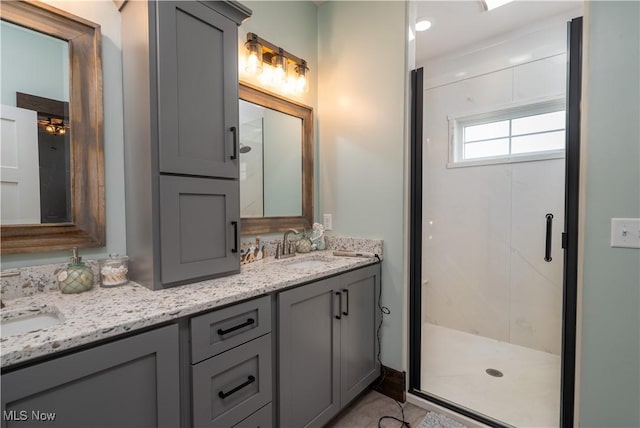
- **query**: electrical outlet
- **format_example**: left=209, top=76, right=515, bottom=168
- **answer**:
left=323, top=214, right=332, bottom=231
left=611, top=218, right=640, bottom=248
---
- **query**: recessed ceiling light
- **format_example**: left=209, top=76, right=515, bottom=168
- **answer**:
left=483, top=0, right=515, bottom=11
left=415, top=19, right=432, bottom=32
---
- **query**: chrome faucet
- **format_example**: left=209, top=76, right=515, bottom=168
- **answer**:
left=276, top=229, right=299, bottom=259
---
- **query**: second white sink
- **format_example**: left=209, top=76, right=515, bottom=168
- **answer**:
left=1, top=307, right=63, bottom=337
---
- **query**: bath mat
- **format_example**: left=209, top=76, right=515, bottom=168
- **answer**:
left=417, top=411, right=467, bottom=428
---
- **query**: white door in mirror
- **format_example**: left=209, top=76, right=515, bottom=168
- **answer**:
left=0, top=105, right=41, bottom=224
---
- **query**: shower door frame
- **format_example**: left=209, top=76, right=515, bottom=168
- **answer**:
left=408, top=17, right=583, bottom=428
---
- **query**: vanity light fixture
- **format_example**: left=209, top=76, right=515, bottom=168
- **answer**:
left=244, top=33, right=309, bottom=94
left=38, top=117, right=69, bottom=136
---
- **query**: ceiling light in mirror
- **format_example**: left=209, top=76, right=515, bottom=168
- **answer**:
left=415, top=19, right=432, bottom=31
left=483, top=0, right=515, bottom=11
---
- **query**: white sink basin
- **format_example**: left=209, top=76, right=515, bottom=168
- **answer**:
left=285, top=258, right=333, bottom=270
left=1, top=307, right=63, bottom=337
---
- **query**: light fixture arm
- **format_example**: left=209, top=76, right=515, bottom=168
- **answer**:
left=246, top=32, right=308, bottom=68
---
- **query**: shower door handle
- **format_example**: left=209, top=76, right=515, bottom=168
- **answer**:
left=544, top=214, right=553, bottom=262
left=230, top=126, right=238, bottom=160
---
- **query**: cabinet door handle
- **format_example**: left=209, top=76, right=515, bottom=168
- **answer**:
left=335, top=291, right=342, bottom=320
left=217, top=318, right=255, bottom=336
left=342, top=289, right=349, bottom=316
left=544, top=213, right=553, bottom=262
left=230, top=126, right=238, bottom=160
left=231, top=221, right=238, bottom=253
left=218, top=375, right=255, bottom=399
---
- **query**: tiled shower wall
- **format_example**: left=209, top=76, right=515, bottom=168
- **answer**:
left=420, top=18, right=575, bottom=355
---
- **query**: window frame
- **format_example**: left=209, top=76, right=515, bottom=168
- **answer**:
left=448, top=98, right=566, bottom=168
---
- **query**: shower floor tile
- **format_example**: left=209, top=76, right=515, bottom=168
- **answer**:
left=421, top=323, right=561, bottom=427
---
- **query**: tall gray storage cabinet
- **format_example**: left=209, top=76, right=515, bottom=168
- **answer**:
left=278, top=264, right=381, bottom=428
left=120, top=1, right=251, bottom=289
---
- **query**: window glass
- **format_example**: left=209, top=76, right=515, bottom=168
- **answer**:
left=511, top=130, right=565, bottom=154
left=511, top=111, right=565, bottom=136
left=464, top=139, right=510, bottom=159
left=464, top=120, right=509, bottom=142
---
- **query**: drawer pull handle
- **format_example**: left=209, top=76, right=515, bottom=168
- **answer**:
left=218, top=375, right=255, bottom=399
left=335, top=292, right=342, bottom=320
left=217, top=318, right=255, bottom=336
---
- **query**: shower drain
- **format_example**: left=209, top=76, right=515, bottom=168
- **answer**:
left=486, top=368, right=504, bottom=377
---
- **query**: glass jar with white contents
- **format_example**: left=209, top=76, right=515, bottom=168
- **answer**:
left=99, top=255, right=129, bottom=287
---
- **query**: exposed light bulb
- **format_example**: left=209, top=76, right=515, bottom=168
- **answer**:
left=272, top=55, right=287, bottom=86
left=45, top=124, right=55, bottom=133
left=246, top=52, right=260, bottom=75
left=57, top=127, right=66, bottom=136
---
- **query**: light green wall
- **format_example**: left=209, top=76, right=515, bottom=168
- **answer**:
left=318, top=1, right=407, bottom=370
left=580, top=2, right=640, bottom=426
left=1, top=1, right=126, bottom=269
left=1, top=21, right=69, bottom=106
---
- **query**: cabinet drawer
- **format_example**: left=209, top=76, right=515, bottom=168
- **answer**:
left=233, top=403, right=272, bottom=428
left=191, top=296, right=271, bottom=363
left=192, top=334, right=272, bottom=428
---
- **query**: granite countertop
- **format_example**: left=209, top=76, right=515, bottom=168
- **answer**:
left=0, top=251, right=380, bottom=368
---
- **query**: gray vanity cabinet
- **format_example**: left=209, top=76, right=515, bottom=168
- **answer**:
left=120, top=0, right=250, bottom=289
left=278, top=264, right=381, bottom=428
left=0, top=324, right=180, bottom=428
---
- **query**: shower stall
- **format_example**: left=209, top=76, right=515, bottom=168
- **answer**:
left=409, top=2, right=583, bottom=427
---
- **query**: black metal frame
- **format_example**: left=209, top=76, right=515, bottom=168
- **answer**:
left=408, top=17, right=583, bottom=428
left=560, top=16, right=583, bottom=428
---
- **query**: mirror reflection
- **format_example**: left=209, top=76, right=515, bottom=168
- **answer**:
left=239, top=99, right=302, bottom=218
left=0, top=20, right=71, bottom=225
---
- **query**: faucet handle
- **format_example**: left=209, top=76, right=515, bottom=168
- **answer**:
left=275, top=242, right=282, bottom=258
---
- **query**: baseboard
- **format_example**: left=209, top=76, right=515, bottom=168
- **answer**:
left=372, top=365, right=406, bottom=402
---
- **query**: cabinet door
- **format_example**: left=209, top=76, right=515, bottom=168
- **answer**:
left=278, top=277, right=341, bottom=428
left=339, top=265, right=381, bottom=406
left=157, top=1, right=239, bottom=179
left=1, top=324, right=180, bottom=428
left=160, top=175, right=240, bottom=285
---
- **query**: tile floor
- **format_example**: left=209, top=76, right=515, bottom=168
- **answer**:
left=421, top=323, right=561, bottom=427
left=327, top=390, right=428, bottom=428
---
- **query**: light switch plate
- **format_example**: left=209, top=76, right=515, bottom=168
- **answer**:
left=610, top=218, right=640, bottom=248
left=323, top=214, right=332, bottom=231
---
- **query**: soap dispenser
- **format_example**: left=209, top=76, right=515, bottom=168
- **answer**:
left=57, top=247, right=94, bottom=294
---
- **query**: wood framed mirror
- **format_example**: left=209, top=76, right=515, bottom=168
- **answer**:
left=0, top=1, right=104, bottom=254
left=239, top=83, right=313, bottom=235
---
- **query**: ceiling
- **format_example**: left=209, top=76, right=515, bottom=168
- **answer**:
left=414, top=0, right=583, bottom=65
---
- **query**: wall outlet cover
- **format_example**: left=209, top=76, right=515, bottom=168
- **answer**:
left=323, top=213, right=332, bottom=231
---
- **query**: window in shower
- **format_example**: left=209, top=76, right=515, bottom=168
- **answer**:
left=449, top=99, right=566, bottom=167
